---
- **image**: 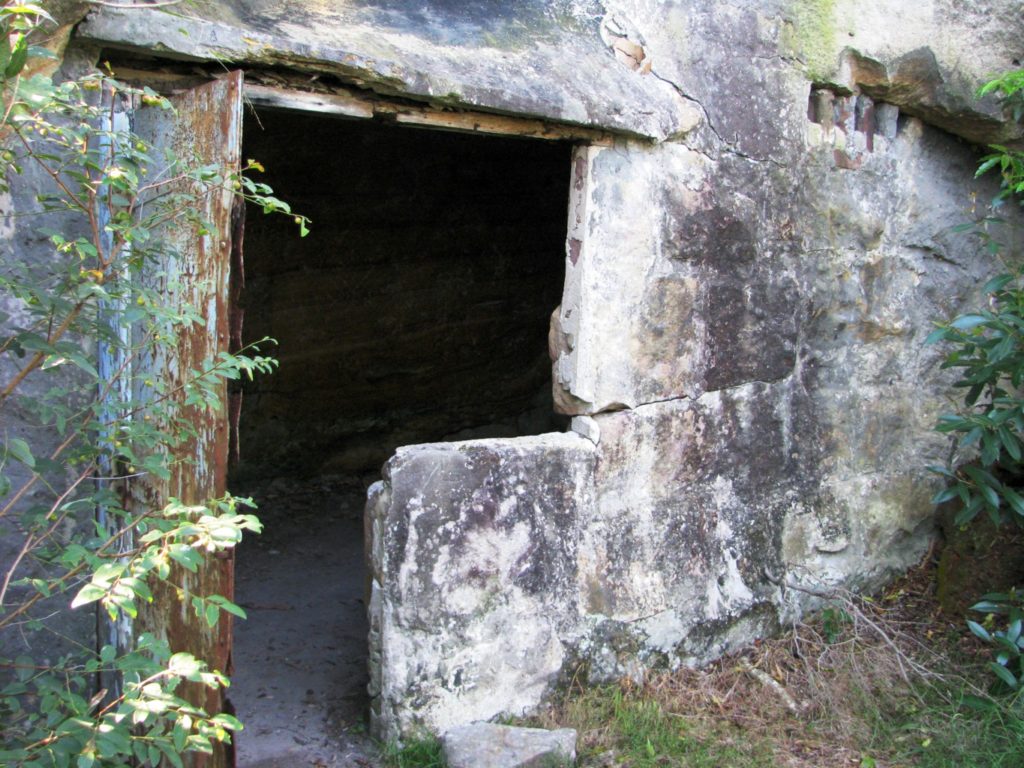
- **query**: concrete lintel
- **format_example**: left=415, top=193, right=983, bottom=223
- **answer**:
left=77, top=4, right=701, bottom=142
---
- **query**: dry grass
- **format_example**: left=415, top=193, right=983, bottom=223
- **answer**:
left=525, top=556, right=1024, bottom=767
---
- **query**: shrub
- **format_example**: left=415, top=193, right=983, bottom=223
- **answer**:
left=0, top=3, right=305, bottom=765
left=928, top=68, right=1024, bottom=694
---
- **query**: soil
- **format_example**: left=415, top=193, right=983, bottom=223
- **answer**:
left=230, top=478, right=380, bottom=767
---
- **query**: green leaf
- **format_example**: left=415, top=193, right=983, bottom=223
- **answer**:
left=962, top=426, right=984, bottom=447
left=159, top=742, right=185, bottom=768
left=2, top=5, right=56, bottom=23
left=0, top=31, right=10, bottom=74
left=968, top=620, right=992, bottom=642
left=963, top=464, right=1000, bottom=489
left=1002, top=486, right=1024, bottom=518
left=983, top=274, right=1014, bottom=294
left=1008, top=618, right=1022, bottom=644
left=955, top=495, right=982, bottom=525
left=998, top=426, right=1022, bottom=461
left=211, top=713, right=243, bottom=731
left=977, top=479, right=1001, bottom=510
left=208, top=594, right=247, bottom=619
left=989, top=661, right=1020, bottom=689
left=981, top=431, right=1001, bottom=465
left=173, top=722, right=188, bottom=752
left=26, top=44, right=58, bottom=61
left=70, top=583, right=107, bottom=608
left=5, top=437, right=35, bottom=468
left=977, top=155, right=1003, bottom=177
left=169, top=652, right=202, bottom=678
left=951, top=314, right=989, bottom=330
left=4, top=32, right=28, bottom=79
left=962, top=693, right=998, bottom=712
left=931, top=486, right=959, bottom=505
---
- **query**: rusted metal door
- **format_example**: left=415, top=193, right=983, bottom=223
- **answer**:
left=130, top=71, right=243, bottom=768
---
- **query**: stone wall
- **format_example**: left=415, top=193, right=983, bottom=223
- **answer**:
left=0, top=40, right=112, bottom=670
left=9, top=0, right=1023, bottom=741
left=346, top=0, right=1024, bottom=738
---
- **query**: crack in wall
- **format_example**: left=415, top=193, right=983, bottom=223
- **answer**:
left=576, top=370, right=798, bottom=420
left=648, top=67, right=787, bottom=169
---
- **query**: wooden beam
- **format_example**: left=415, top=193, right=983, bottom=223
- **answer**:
left=243, top=83, right=611, bottom=144
left=243, top=84, right=374, bottom=119
left=107, top=64, right=611, bottom=143
left=382, top=103, right=612, bottom=144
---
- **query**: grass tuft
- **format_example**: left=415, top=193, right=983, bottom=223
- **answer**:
left=381, top=734, right=445, bottom=768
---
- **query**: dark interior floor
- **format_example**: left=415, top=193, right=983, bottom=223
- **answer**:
left=231, top=480, right=376, bottom=768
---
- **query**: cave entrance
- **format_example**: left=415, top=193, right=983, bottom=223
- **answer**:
left=229, top=106, right=573, bottom=763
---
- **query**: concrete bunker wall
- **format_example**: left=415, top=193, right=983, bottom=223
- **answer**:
left=7, top=0, right=1024, bottom=745
left=367, top=116, right=1012, bottom=737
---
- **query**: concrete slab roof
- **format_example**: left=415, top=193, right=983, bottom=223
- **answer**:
left=77, top=0, right=701, bottom=141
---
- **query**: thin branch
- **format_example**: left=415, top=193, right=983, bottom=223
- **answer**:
left=13, top=126, right=90, bottom=213
left=0, top=465, right=92, bottom=606
left=0, top=297, right=88, bottom=406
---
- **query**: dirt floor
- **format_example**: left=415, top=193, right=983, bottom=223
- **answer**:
left=230, top=478, right=379, bottom=767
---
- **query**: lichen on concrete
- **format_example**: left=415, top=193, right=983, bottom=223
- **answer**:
left=784, top=0, right=842, bottom=81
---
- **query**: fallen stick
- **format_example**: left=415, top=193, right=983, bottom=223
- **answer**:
left=739, top=659, right=803, bottom=714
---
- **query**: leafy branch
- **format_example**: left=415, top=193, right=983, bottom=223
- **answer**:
left=0, top=2, right=305, bottom=765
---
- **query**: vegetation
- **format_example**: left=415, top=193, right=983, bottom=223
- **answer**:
left=2, top=3, right=1022, bottom=767
left=382, top=736, right=446, bottom=768
left=531, top=580, right=1024, bottom=767
left=926, top=68, right=1024, bottom=694
left=0, top=3, right=303, bottom=765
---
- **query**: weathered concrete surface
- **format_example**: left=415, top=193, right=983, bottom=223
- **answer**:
left=798, top=0, right=1024, bottom=144
left=76, top=1, right=701, bottom=141
left=621, top=0, right=1024, bottom=151
left=581, top=386, right=802, bottom=673
left=17, top=0, right=1024, bottom=743
left=365, top=434, right=596, bottom=740
left=359, top=0, right=1023, bottom=737
left=442, top=723, right=577, bottom=768
left=0, top=43, right=105, bottom=670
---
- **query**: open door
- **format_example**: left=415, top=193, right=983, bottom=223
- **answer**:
left=127, top=71, right=242, bottom=768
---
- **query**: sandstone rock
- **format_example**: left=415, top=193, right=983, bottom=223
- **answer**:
left=441, top=723, right=577, bottom=768
left=366, top=434, right=597, bottom=740
left=77, top=1, right=701, bottom=142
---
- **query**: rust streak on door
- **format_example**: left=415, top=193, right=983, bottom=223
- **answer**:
left=131, top=71, right=243, bottom=768
left=228, top=198, right=246, bottom=471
